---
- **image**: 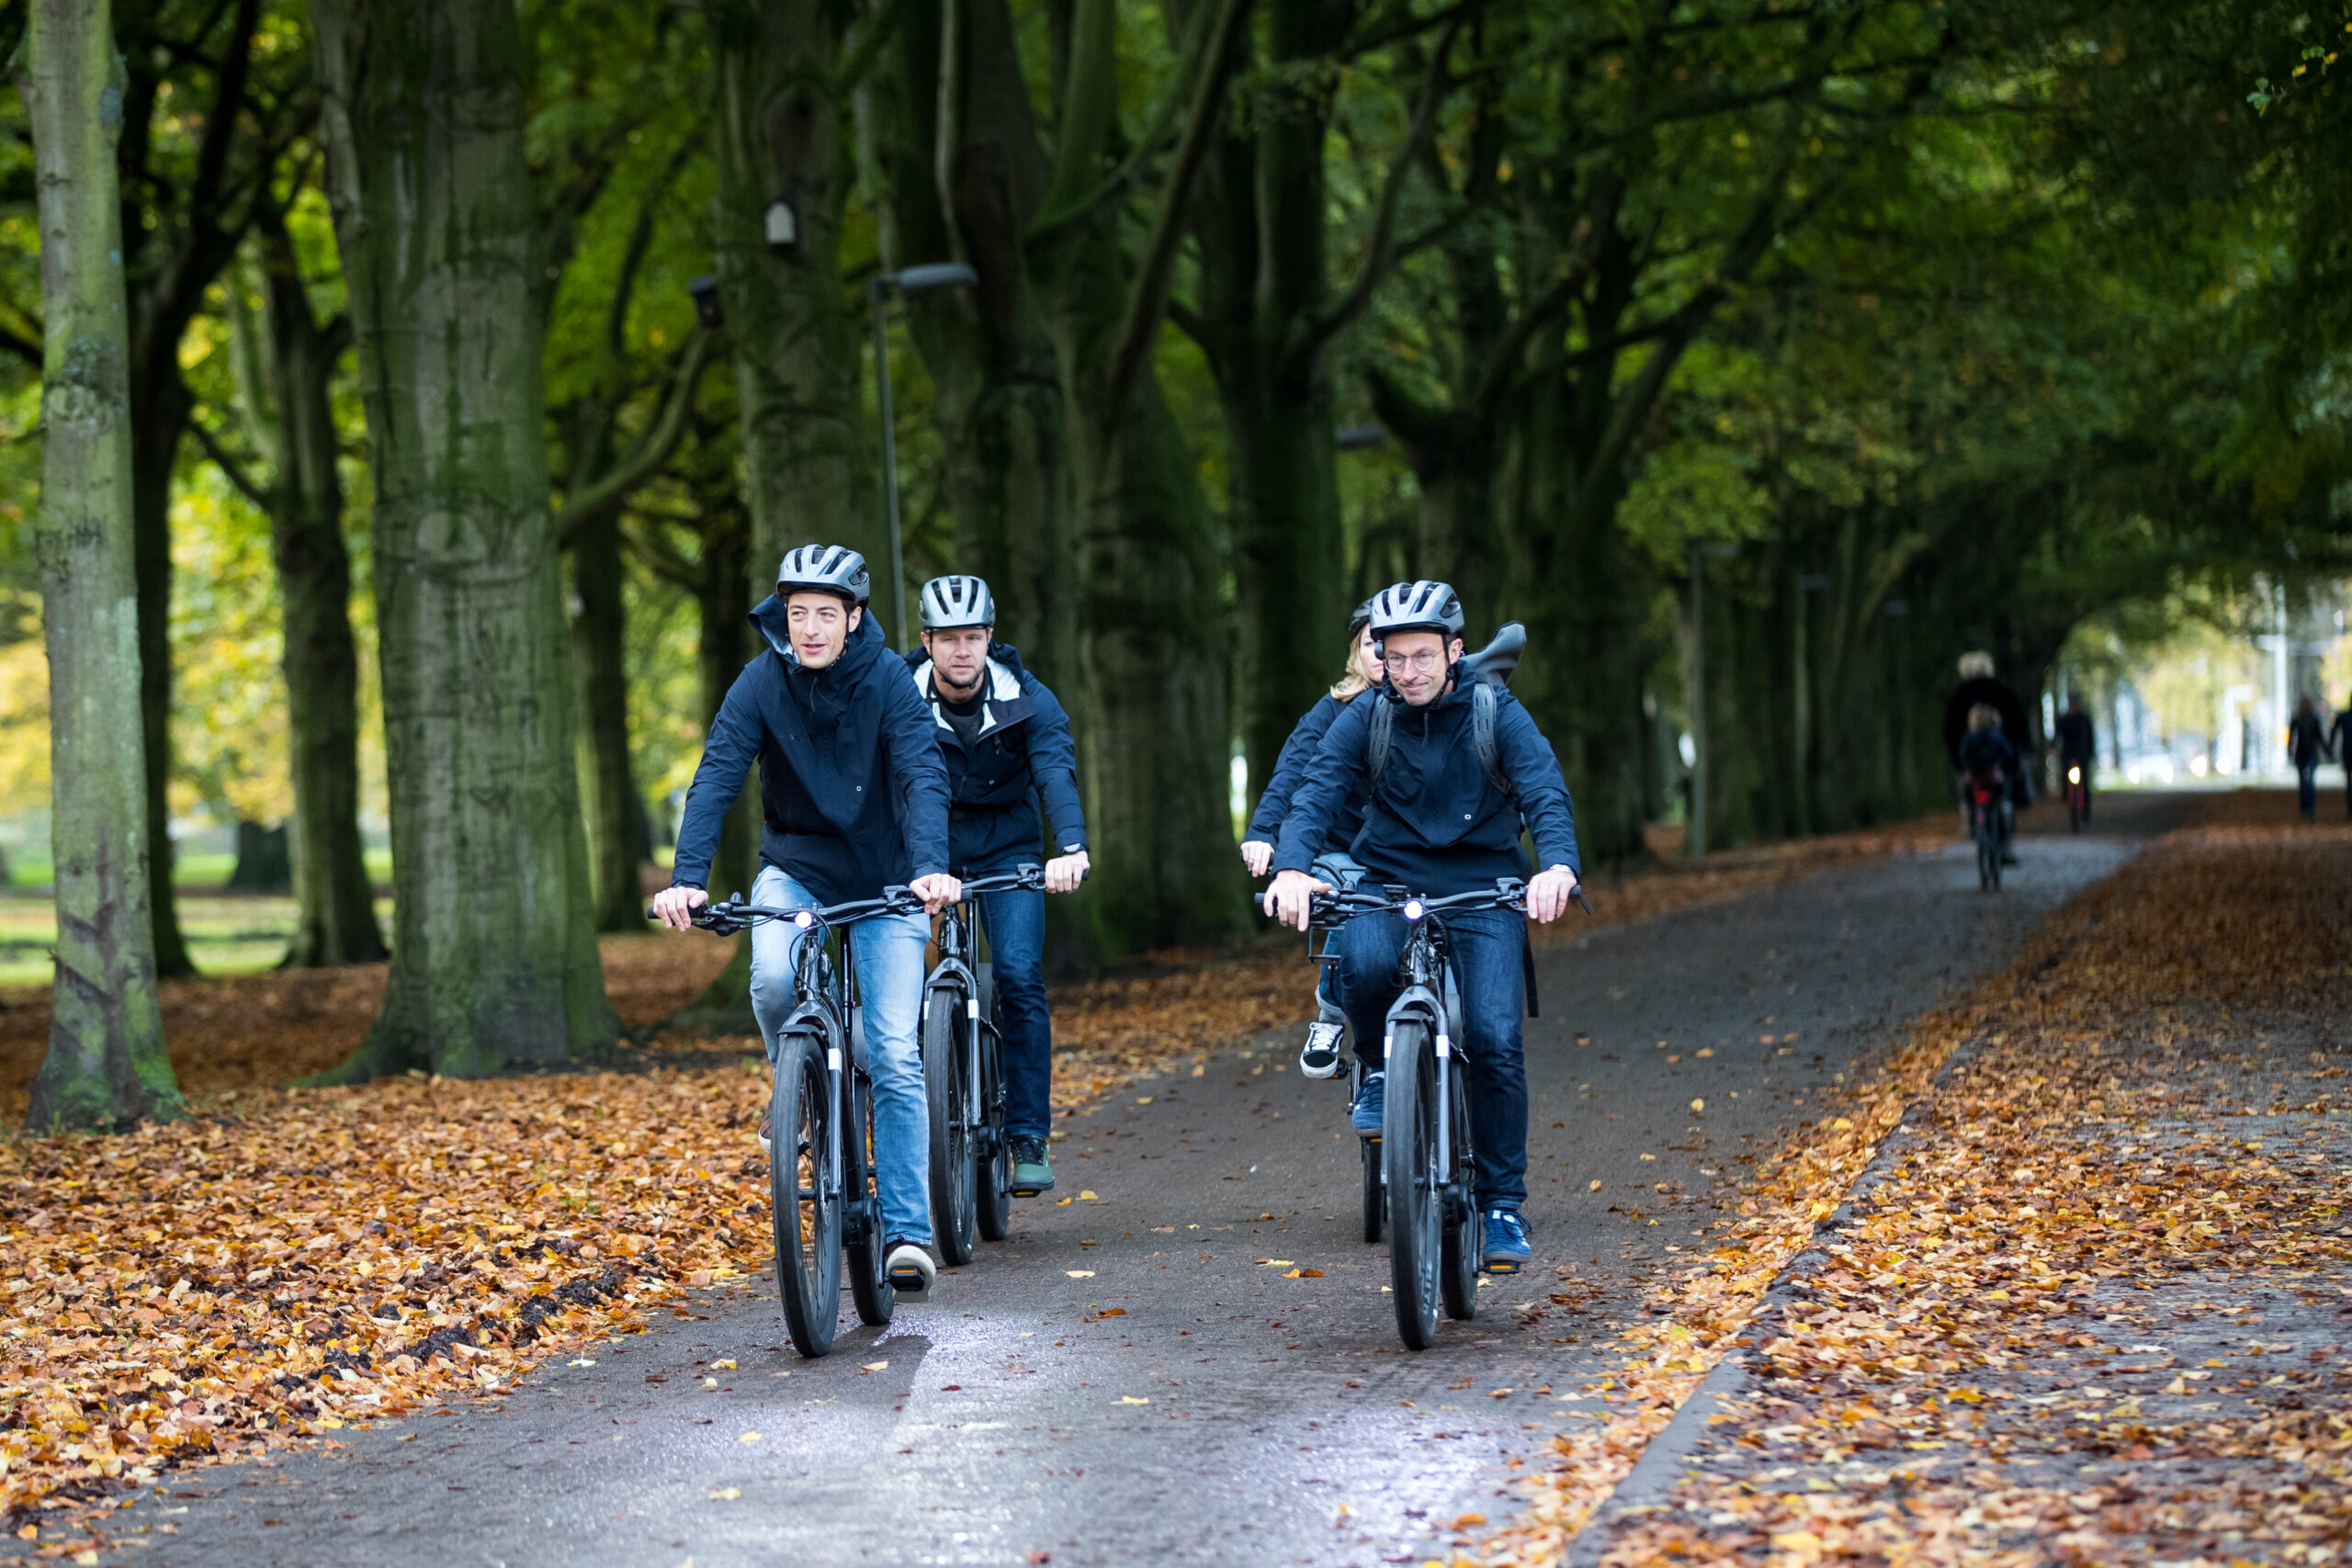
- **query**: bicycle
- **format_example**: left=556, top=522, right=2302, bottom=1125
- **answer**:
left=1965, top=766, right=2009, bottom=891
left=665, top=886, right=927, bottom=1359
left=920, top=863, right=1046, bottom=1265
left=2063, top=759, right=2091, bottom=831
left=1307, top=877, right=1589, bottom=1350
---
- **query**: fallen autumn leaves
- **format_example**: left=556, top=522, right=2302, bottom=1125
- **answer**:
left=1485, top=815, right=2352, bottom=1567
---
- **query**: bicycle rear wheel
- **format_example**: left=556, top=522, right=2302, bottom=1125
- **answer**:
left=1359, top=1135, right=1384, bottom=1244
left=1383, top=1017, right=1442, bottom=1350
left=924, top=987, right=978, bottom=1266
left=771, top=1030, right=842, bottom=1359
left=974, top=963, right=1012, bottom=1241
left=1438, top=1063, right=1478, bottom=1321
left=845, top=1064, right=895, bottom=1327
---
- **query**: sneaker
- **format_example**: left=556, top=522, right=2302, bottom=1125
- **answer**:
left=885, top=1238, right=936, bottom=1299
left=1299, top=1021, right=1343, bottom=1079
left=1351, top=1071, right=1385, bottom=1137
left=1009, top=1134, right=1055, bottom=1196
left=757, top=1107, right=773, bottom=1156
left=1480, top=1208, right=1532, bottom=1273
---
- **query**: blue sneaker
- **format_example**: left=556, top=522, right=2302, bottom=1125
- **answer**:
left=1481, top=1208, right=1532, bottom=1273
left=1351, top=1071, right=1385, bottom=1137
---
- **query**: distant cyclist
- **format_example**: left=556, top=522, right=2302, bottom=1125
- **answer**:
left=1264, top=580, right=1581, bottom=1275
left=1239, top=600, right=1380, bottom=1078
left=1944, top=651, right=2032, bottom=860
left=906, top=574, right=1091, bottom=1199
left=2055, top=693, right=2096, bottom=824
left=651, top=546, right=960, bottom=1298
left=1958, top=703, right=2018, bottom=843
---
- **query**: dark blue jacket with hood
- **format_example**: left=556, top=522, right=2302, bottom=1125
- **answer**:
left=1272, top=678, right=1578, bottom=897
left=903, top=642, right=1089, bottom=875
left=671, top=598, right=949, bottom=907
left=1246, top=690, right=1371, bottom=856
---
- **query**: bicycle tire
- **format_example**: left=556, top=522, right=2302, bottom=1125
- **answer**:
left=1438, top=1061, right=1478, bottom=1321
left=975, top=963, right=1012, bottom=1241
left=844, top=1065, right=895, bottom=1327
left=924, top=987, right=978, bottom=1266
left=1360, top=1135, right=1384, bottom=1244
left=1383, top=1017, right=1442, bottom=1350
left=771, top=1030, right=842, bottom=1359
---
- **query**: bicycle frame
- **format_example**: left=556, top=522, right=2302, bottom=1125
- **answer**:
left=927, top=865, right=1044, bottom=1177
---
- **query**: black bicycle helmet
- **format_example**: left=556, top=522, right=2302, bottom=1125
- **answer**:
left=919, top=574, right=996, bottom=630
left=1365, top=579, right=1465, bottom=640
left=775, top=544, right=871, bottom=605
left=1347, top=596, right=1375, bottom=638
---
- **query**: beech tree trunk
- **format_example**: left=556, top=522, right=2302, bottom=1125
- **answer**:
left=707, top=0, right=879, bottom=619
left=311, top=0, right=616, bottom=1077
left=234, top=215, right=388, bottom=966
left=20, top=0, right=184, bottom=1134
left=569, top=494, right=646, bottom=932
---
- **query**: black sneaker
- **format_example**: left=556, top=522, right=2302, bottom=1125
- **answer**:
left=1009, top=1135, right=1055, bottom=1196
left=1298, top=1021, right=1343, bottom=1078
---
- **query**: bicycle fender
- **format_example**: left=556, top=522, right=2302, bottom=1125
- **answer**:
left=776, top=1005, right=842, bottom=1073
left=1385, top=986, right=1448, bottom=1056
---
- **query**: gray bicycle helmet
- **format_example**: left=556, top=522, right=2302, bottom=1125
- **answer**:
left=775, top=544, right=871, bottom=604
left=919, top=574, right=996, bottom=630
left=1366, top=579, right=1465, bottom=640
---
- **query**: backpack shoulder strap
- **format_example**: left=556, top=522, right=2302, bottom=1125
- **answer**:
left=1471, top=682, right=1512, bottom=795
left=1366, top=694, right=1396, bottom=790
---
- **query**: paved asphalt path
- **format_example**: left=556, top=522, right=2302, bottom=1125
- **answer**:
left=131, top=800, right=2188, bottom=1567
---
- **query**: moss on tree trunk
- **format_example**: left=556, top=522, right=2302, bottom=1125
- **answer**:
left=311, top=0, right=616, bottom=1078
left=19, top=0, right=184, bottom=1134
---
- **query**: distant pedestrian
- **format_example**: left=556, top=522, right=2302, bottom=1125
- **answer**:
left=2331, top=698, right=2352, bottom=819
left=2288, top=694, right=2330, bottom=820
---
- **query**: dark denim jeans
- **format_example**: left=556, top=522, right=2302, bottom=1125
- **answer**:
left=1336, top=906, right=1529, bottom=1212
left=977, top=886, right=1054, bottom=1140
left=2299, top=759, right=2319, bottom=818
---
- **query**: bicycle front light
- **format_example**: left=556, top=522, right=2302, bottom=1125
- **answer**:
left=1402, top=897, right=1425, bottom=921
left=2068, top=765, right=2081, bottom=784
left=793, top=910, right=816, bottom=931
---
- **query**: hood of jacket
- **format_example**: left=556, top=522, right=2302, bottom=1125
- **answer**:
left=752, top=594, right=889, bottom=737
left=904, top=641, right=1037, bottom=746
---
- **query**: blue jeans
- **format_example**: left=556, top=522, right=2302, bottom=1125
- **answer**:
left=1310, top=853, right=1363, bottom=1023
left=748, top=865, right=933, bottom=1247
left=2299, top=759, right=2318, bottom=818
left=974, top=886, right=1054, bottom=1142
left=1336, top=905, right=1529, bottom=1212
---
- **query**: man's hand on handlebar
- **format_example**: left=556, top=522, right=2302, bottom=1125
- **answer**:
left=650, top=884, right=708, bottom=931
left=910, top=873, right=963, bottom=917
left=1263, top=868, right=1331, bottom=932
left=1527, top=865, right=1581, bottom=924
left=1239, top=839, right=1273, bottom=877
left=1044, top=851, right=1090, bottom=895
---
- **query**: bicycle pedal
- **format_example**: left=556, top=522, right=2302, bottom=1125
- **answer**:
left=888, top=1265, right=931, bottom=1294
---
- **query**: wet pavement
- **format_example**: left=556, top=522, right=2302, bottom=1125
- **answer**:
left=124, top=817, right=2170, bottom=1567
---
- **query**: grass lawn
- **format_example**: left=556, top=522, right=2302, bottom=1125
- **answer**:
left=0, top=894, right=397, bottom=987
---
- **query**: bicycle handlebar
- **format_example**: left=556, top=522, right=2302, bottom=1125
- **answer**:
left=648, top=886, right=926, bottom=936
left=1308, top=877, right=1593, bottom=922
left=955, top=863, right=1047, bottom=898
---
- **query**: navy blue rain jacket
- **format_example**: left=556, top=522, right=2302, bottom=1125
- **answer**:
left=1957, top=727, right=2018, bottom=779
left=1246, top=691, right=1371, bottom=855
left=903, top=643, right=1090, bottom=875
left=1272, top=681, right=1579, bottom=897
left=670, top=599, right=949, bottom=907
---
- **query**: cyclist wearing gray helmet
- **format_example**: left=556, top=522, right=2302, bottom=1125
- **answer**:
left=907, top=575, right=1091, bottom=1197
left=1264, top=580, right=1581, bottom=1274
left=653, top=544, right=961, bottom=1297
left=1240, top=599, right=1382, bottom=1077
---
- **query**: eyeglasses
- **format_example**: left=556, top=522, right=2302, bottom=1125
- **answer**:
left=1382, top=649, right=1446, bottom=674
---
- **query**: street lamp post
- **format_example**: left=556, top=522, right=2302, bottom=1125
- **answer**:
left=869, top=263, right=979, bottom=648
left=1688, top=541, right=1741, bottom=859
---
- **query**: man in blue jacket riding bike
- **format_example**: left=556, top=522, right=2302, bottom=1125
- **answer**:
left=906, top=574, right=1091, bottom=1198
left=1263, top=580, right=1581, bottom=1274
left=650, top=545, right=962, bottom=1297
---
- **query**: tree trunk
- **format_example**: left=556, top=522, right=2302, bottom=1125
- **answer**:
left=20, top=0, right=184, bottom=1134
left=311, top=0, right=617, bottom=1079
left=241, top=218, right=389, bottom=966
left=570, top=496, right=646, bottom=931
left=707, top=0, right=879, bottom=625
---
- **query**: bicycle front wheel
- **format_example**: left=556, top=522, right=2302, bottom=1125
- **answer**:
left=1383, top=1017, right=1442, bottom=1350
left=1360, top=1135, right=1384, bottom=1244
left=975, top=964, right=1012, bottom=1242
left=924, top=987, right=978, bottom=1266
left=771, top=1030, right=842, bottom=1359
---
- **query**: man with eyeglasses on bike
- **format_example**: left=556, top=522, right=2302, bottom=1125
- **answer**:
left=906, top=574, right=1091, bottom=1199
left=650, top=545, right=961, bottom=1298
left=1262, top=580, right=1581, bottom=1274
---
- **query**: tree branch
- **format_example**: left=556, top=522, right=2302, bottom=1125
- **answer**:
left=187, top=417, right=273, bottom=511
left=1025, top=0, right=1219, bottom=248
left=556, top=332, right=716, bottom=548
left=1295, top=3, right=1472, bottom=363
left=1468, top=176, right=1619, bottom=419
left=619, top=519, right=708, bottom=592
left=1102, top=0, right=1255, bottom=419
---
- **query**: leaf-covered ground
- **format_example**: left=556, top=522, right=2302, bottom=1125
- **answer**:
left=0, top=811, right=1961, bottom=1560
left=1483, top=795, right=2352, bottom=1566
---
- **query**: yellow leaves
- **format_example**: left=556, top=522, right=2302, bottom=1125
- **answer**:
left=1115, top=1396, right=1150, bottom=1405
left=1690, top=1098, right=1706, bottom=1112
left=1065, top=1269, right=1094, bottom=1279
left=1282, top=1269, right=1324, bottom=1279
